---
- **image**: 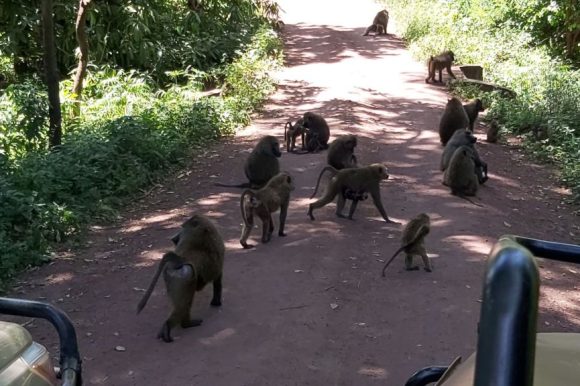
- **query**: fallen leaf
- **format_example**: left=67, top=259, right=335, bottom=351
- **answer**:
left=503, top=222, right=512, bottom=228
left=294, top=269, right=304, bottom=273
left=115, top=346, right=126, bottom=352
left=330, top=303, right=339, bottom=310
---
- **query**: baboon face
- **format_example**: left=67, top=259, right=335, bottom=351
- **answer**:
left=475, top=99, right=485, bottom=112
left=261, top=136, right=281, bottom=157
left=371, top=164, right=389, bottom=180
left=447, top=51, right=455, bottom=61
left=344, top=136, right=357, bottom=150
left=461, top=130, right=477, bottom=144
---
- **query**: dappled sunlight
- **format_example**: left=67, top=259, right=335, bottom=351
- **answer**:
left=197, top=192, right=238, bottom=206
left=199, top=327, right=236, bottom=346
left=445, top=234, right=492, bottom=259
left=357, top=366, right=388, bottom=379
left=135, top=248, right=165, bottom=267
left=122, top=211, right=182, bottom=233
left=45, top=272, right=74, bottom=285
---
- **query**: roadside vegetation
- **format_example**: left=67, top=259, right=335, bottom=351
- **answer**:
left=383, top=0, right=580, bottom=201
left=0, top=0, right=283, bottom=287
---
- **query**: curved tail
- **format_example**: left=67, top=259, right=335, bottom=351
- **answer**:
left=311, top=166, right=338, bottom=199
left=240, top=189, right=257, bottom=228
left=137, top=252, right=183, bottom=313
left=381, top=246, right=406, bottom=277
left=215, top=181, right=252, bottom=188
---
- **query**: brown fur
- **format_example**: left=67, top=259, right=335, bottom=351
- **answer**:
left=443, top=146, right=483, bottom=206
left=308, top=164, right=397, bottom=223
left=439, top=97, right=470, bottom=145
left=486, top=120, right=500, bottom=143
left=215, top=135, right=281, bottom=188
left=381, top=213, right=431, bottom=276
left=302, top=112, right=330, bottom=152
left=441, top=129, right=488, bottom=184
left=240, top=172, right=294, bottom=249
left=137, top=214, right=225, bottom=343
left=284, top=118, right=306, bottom=152
left=363, top=10, right=389, bottom=36
left=327, top=134, right=358, bottom=170
left=425, top=50, right=456, bottom=83
left=463, top=98, right=485, bottom=132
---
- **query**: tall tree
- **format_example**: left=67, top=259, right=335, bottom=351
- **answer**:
left=72, top=0, right=92, bottom=117
left=41, top=0, right=62, bottom=148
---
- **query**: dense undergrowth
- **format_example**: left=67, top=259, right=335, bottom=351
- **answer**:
left=383, top=0, right=580, bottom=201
left=0, top=1, right=282, bottom=288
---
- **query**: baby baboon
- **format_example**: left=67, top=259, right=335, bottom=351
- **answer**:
left=439, top=97, right=470, bottom=145
left=363, top=10, right=389, bottom=36
left=302, top=112, right=330, bottom=152
left=284, top=118, right=306, bottom=152
left=215, top=135, right=281, bottom=189
left=308, top=164, right=397, bottom=223
left=327, top=134, right=358, bottom=170
left=463, top=98, right=485, bottom=132
left=137, top=214, right=225, bottom=343
left=486, top=120, right=499, bottom=143
left=443, top=146, right=483, bottom=206
left=425, top=51, right=456, bottom=83
left=240, top=172, right=294, bottom=249
left=381, top=213, right=431, bottom=276
left=440, top=129, right=488, bottom=184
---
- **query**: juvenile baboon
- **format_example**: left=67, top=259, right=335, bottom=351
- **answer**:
left=381, top=213, right=431, bottom=276
left=308, top=164, right=397, bottom=223
left=440, top=129, right=488, bottom=184
left=443, top=146, right=483, bottom=206
left=463, top=98, right=485, bottom=132
left=327, top=134, right=358, bottom=170
left=439, top=97, right=470, bottom=145
left=137, top=214, right=225, bottom=343
left=425, top=51, right=456, bottom=83
left=284, top=118, right=306, bottom=152
left=302, top=112, right=330, bottom=152
left=363, top=10, right=389, bottom=36
left=215, top=135, right=281, bottom=189
left=240, top=172, right=294, bottom=249
left=486, top=120, right=499, bottom=143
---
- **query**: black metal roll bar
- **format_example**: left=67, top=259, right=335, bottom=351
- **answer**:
left=0, top=297, right=82, bottom=386
left=404, top=235, right=580, bottom=386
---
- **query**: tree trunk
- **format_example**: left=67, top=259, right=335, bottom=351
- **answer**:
left=41, top=0, right=62, bottom=148
left=72, top=0, right=92, bottom=117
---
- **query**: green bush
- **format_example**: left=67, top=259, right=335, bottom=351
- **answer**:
left=0, top=26, right=282, bottom=287
left=383, top=0, right=580, bottom=201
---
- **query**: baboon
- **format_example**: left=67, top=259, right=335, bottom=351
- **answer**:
left=137, top=214, right=225, bottom=343
left=425, top=50, right=456, bottom=83
left=310, top=165, right=367, bottom=220
left=463, top=98, right=485, bottom=132
left=284, top=118, right=306, bottom=152
left=302, top=112, right=330, bottom=152
left=440, top=129, right=488, bottom=184
left=240, top=172, right=294, bottom=249
left=215, top=135, right=281, bottom=189
left=381, top=213, right=431, bottom=276
left=439, top=97, right=470, bottom=145
left=308, top=164, right=397, bottom=223
left=443, top=146, right=483, bottom=206
left=486, top=120, right=499, bottom=143
left=363, top=10, right=389, bottom=36
left=327, top=134, right=358, bottom=170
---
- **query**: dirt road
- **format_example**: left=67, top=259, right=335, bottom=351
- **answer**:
left=9, top=0, right=580, bottom=385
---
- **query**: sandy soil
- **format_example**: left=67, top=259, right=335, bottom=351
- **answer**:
left=6, top=0, right=580, bottom=385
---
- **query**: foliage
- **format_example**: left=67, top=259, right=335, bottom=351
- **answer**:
left=0, top=0, right=276, bottom=80
left=383, top=0, right=580, bottom=201
left=0, top=24, right=282, bottom=288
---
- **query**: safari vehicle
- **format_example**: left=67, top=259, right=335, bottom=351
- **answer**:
left=0, top=297, right=82, bottom=386
left=405, top=235, right=580, bottom=386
